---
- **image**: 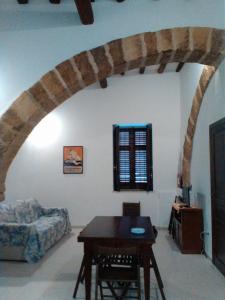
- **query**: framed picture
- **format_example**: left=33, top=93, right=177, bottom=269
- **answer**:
left=63, top=146, right=83, bottom=174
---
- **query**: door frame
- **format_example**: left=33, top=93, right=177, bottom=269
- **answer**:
left=210, top=117, right=225, bottom=276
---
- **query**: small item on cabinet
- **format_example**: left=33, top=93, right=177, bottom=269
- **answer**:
left=131, top=227, right=145, bottom=235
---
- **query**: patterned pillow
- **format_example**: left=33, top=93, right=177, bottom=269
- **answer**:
left=15, top=200, right=33, bottom=224
left=26, top=198, right=42, bottom=221
left=15, top=198, right=42, bottom=223
left=0, top=203, right=17, bottom=223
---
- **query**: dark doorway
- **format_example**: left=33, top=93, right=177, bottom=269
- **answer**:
left=210, top=117, right=225, bottom=277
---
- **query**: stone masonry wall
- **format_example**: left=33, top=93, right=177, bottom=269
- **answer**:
left=0, top=27, right=224, bottom=200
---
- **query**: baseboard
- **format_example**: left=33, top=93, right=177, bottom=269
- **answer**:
left=156, top=226, right=167, bottom=230
left=71, top=225, right=85, bottom=229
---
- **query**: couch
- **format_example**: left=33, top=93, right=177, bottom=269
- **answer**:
left=0, top=198, right=71, bottom=263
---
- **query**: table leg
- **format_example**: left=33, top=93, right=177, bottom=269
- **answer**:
left=84, top=243, right=92, bottom=300
left=143, top=248, right=151, bottom=300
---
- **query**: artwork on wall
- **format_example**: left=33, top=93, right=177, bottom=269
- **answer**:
left=63, top=146, right=83, bottom=174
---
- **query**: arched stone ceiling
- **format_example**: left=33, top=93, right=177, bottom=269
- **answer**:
left=0, top=27, right=224, bottom=200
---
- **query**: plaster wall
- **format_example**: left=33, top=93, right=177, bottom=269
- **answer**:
left=191, top=61, right=225, bottom=258
left=180, top=60, right=225, bottom=258
left=5, top=72, right=181, bottom=227
left=180, top=64, right=204, bottom=150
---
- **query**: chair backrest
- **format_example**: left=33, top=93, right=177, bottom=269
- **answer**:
left=94, top=245, right=139, bottom=266
left=123, top=202, right=140, bottom=217
left=96, top=245, right=137, bottom=256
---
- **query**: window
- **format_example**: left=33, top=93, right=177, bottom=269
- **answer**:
left=113, top=124, right=153, bottom=191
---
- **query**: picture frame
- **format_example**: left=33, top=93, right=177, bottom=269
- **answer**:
left=63, top=146, right=83, bottom=174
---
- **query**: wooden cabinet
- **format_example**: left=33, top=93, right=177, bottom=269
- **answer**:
left=170, top=204, right=203, bottom=254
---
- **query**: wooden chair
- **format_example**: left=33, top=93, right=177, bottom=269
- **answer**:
left=73, top=254, right=99, bottom=298
left=73, top=242, right=138, bottom=298
left=73, top=204, right=165, bottom=299
left=94, top=245, right=141, bottom=300
left=122, top=202, right=140, bottom=217
left=73, top=244, right=166, bottom=300
left=122, top=202, right=166, bottom=300
left=73, top=256, right=85, bottom=298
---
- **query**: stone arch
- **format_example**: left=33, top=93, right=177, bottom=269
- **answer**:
left=182, top=65, right=217, bottom=186
left=0, top=27, right=224, bottom=200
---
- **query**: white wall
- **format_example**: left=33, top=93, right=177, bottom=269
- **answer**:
left=177, top=63, right=203, bottom=175
left=180, top=60, right=225, bottom=258
left=1, top=0, right=225, bottom=253
left=180, top=63, right=204, bottom=148
left=0, top=0, right=225, bottom=115
left=191, top=60, right=225, bottom=258
left=5, top=71, right=181, bottom=227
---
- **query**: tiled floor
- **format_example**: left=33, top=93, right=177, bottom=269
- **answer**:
left=0, top=229, right=224, bottom=300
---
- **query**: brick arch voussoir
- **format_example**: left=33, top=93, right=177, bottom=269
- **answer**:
left=0, top=27, right=225, bottom=200
left=182, top=65, right=218, bottom=186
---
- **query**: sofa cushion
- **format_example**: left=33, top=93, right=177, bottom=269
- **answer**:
left=15, top=201, right=32, bottom=223
left=34, top=216, right=66, bottom=251
left=0, top=203, right=71, bottom=263
left=15, top=198, right=42, bottom=224
left=0, top=204, right=17, bottom=223
left=26, top=198, right=42, bottom=220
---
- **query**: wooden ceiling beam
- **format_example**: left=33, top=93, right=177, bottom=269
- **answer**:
left=18, top=0, right=124, bottom=24
left=18, top=0, right=61, bottom=3
left=99, top=78, right=108, bottom=89
left=74, top=0, right=94, bottom=25
left=17, top=0, right=29, bottom=3
left=139, top=67, right=146, bottom=74
left=158, top=63, right=167, bottom=74
left=176, top=62, right=185, bottom=72
left=49, top=0, right=61, bottom=3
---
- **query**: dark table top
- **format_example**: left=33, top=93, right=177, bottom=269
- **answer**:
left=78, top=216, right=155, bottom=243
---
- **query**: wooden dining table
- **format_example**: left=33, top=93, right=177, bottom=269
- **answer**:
left=77, top=216, right=156, bottom=300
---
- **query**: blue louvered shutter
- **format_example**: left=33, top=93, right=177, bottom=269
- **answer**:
left=113, top=124, right=153, bottom=191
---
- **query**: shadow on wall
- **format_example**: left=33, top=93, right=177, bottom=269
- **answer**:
left=195, top=192, right=207, bottom=211
left=0, top=12, right=81, bottom=31
left=195, top=192, right=211, bottom=235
